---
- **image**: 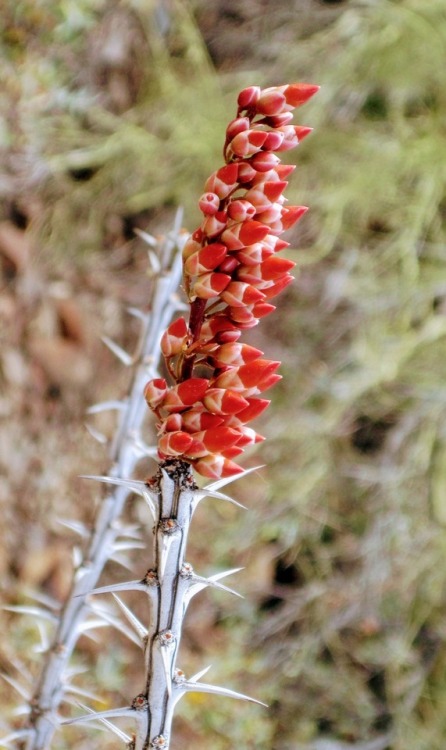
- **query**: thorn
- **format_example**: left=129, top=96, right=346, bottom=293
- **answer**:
left=159, top=534, right=176, bottom=580
left=111, top=594, right=148, bottom=641
left=65, top=685, right=106, bottom=704
left=188, top=665, right=212, bottom=683
left=78, top=580, right=149, bottom=596
left=56, top=518, right=89, bottom=538
left=160, top=647, right=173, bottom=697
left=130, top=435, right=159, bottom=462
left=72, top=702, right=132, bottom=743
left=126, top=306, right=147, bottom=321
left=80, top=580, right=156, bottom=598
left=101, top=336, right=133, bottom=366
left=187, top=574, right=243, bottom=602
left=147, top=250, right=162, bottom=274
left=62, top=706, right=136, bottom=726
left=21, top=588, right=60, bottom=612
left=97, top=614, right=141, bottom=647
left=113, top=540, right=146, bottom=553
left=33, top=620, right=50, bottom=654
left=209, top=567, right=244, bottom=583
left=85, top=422, right=108, bottom=444
left=87, top=400, right=126, bottom=415
left=0, top=673, right=30, bottom=700
left=183, top=681, right=268, bottom=707
left=78, top=476, right=158, bottom=511
left=108, top=552, right=134, bottom=571
left=192, top=487, right=247, bottom=515
left=206, top=464, right=264, bottom=493
left=133, top=227, right=157, bottom=247
left=3, top=605, right=57, bottom=623
left=72, top=546, right=83, bottom=568
left=11, top=703, right=30, bottom=717
left=0, top=729, right=31, bottom=747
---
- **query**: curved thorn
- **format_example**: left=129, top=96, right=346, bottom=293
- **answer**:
left=79, top=580, right=155, bottom=598
left=0, top=674, right=30, bottom=700
left=159, top=535, right=176, bottom=580
left=62, top=706, right=136, bottom=726
left=183, top=681, right=268, bottom=707
left=73, top=702, right=132, bottom=742
left=85, top=422, right=108, bottom=444
left=65, top=685, right=106, bottom=703
left=188, top=665, right=212, bottom=683
left=133, top=227, right=157, bottom=247
left=192, top=488, right=247, bottom=514
left=0, top=729, right=31, bottom=747
left=160, top=647, right=173, bottom=697
left=78, top=476, right=158, bottom=508
left=72, top=546, right=83, bottom=568
left=87, top=400, right=126, bottom=415
left=148, top=250, right=162, bottom=274
left=101, top=336, right=133, bottom=366
left=3, top=606, right=57, bottom=623
left=209, top=567, right=244, bottom=583
left=112, top=594, right=148, bottom=641
left=113, top=540, right=146, bottom=553
left=206, top=465, right=265, bottom=493
left=126, top=306, right=147, bottom=321
left=108, top=553, right=134, bottom=572
left=188, top=575, right=243, bottom=600
left=56, top=518, right=89, bottom=538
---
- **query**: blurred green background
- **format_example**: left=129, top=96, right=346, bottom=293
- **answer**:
left=1, top=1, right=446, bottom=749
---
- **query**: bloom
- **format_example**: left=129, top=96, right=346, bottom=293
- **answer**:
left=145, top=82, right=318, bottom=477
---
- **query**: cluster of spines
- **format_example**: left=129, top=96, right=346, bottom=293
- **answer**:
left=144, top=83, right=319, bottom=478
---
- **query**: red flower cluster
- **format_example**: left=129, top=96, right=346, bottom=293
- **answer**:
left=144, top=83, right=318, bottom=478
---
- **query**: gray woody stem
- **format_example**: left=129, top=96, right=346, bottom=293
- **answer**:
left=20, top=216, right=187, bottom=750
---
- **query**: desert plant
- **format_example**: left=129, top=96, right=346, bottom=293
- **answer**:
left=3, top=82, right=318, bottom=750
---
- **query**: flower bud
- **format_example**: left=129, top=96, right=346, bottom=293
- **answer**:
left=160, top=317, right=188, bottom=357
left=144, top=378, right=167, bottom=409
left=198, top=192, right=220, bottom=215
left=237, top=86, right=261, bottom=110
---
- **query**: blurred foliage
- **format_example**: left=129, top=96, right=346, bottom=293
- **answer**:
left=2, top=1, right=446, bottom=750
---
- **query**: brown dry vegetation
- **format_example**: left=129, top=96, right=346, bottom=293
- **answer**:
left=1, top=1, right=446, bottom=749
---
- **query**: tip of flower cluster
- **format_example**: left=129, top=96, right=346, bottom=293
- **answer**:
left=147, top=81, right=318, bottom=478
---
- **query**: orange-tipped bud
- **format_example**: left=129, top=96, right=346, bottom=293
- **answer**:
left=212, top=342, right=263, bottom=367
left=203, top=388, right=249, bottom=415
left=250, top=151, right=281, bottom=172
left=283, top=83, right=320, bottom=107
left=158, top=431, right=194, bottom=457
left=260, top=255, right=296, bottom=280
left=261, top=274, right=294, bottom=299
left=198, top=192, right=221, bottom=215
left=256, top=88, right=287, bottom=116
left=198, top=426, right=242, bottom=453
left=193, top=454, right=244, bottom=479
left=232, top=425, right=265, bottom=447
left=204, top=163, right=239, bottom=199
left=181, top=409, right=224, bottom=432
left=184, top=243, right=227, bottom=275
left=227, top=199, right=256, bottom=222
left=161, top=317, right=189, bottom=357
left=144, top=378, right=167, bottom=409
left=228, top=129, right=268, bottom=158
left=237, top=86, right=261, bottom=110
left=226, top=116, right=251, bottom=140
left=221, top=281, right=265, bottom=308
left=191, top=271, right=231, bottom=300
left=235, top=397, right=271, bottom=423
left=221, top=220, right=270, bottom=250
left=202, top=210, right=227, bottom=238
left=162, top=378, right=209, bottom=413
